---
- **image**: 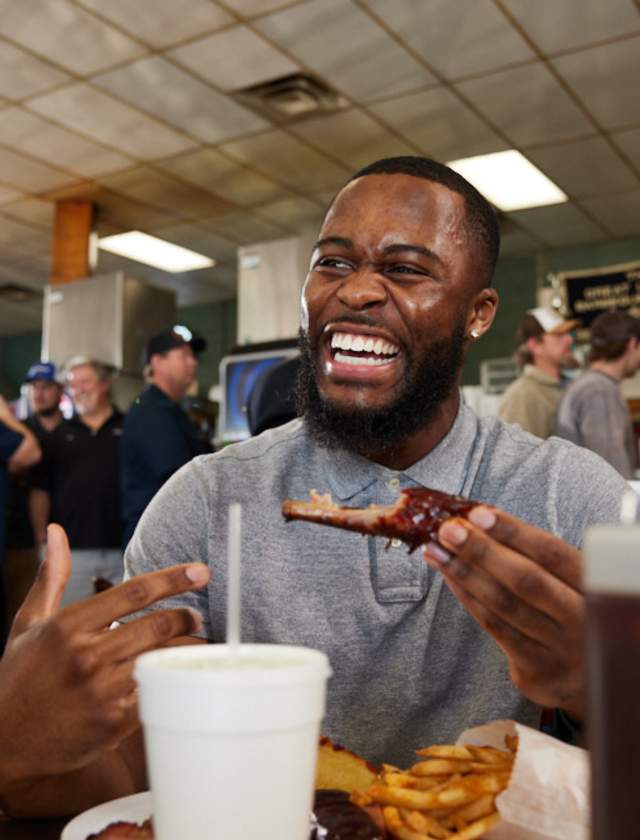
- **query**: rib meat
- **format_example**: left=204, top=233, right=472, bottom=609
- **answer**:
left=282, top=487, right=477, bottom=552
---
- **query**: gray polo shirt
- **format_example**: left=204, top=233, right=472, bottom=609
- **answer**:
left=125, top=401, right=627, bottom=766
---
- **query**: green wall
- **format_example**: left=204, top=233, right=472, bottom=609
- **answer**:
left=0, top=333, right=43, bottom=399
left=2, top=235, right=640, bottom=396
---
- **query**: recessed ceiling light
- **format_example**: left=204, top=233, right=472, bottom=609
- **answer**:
left=98, top=231, right=215, bottom=273
left=447, top=150, right=568, bottom=212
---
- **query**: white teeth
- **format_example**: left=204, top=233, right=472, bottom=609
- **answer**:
left=330, top=331, right=399, bottom=355
left=334, top=352, right=390, bottom=366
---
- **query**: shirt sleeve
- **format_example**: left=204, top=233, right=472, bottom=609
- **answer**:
left=0, top=421, right=22, bottom=462
left=123, top=456, right=214, bottom=638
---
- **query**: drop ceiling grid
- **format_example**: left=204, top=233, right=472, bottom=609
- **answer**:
left=0, top=0, right=637, bottom=307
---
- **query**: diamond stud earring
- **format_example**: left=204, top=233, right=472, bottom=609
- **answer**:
left=470, top=329, right=481, bottom=339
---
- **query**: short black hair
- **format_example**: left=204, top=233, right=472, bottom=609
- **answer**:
left=346, top=156, right=500, bottom=288
left=589, top=310, right=640, bottom=362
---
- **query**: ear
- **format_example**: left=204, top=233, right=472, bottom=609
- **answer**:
left=466, top=288, right=499, bottom=340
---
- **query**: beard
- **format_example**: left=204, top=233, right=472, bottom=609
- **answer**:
left=295, top=318, right=466, bottom=459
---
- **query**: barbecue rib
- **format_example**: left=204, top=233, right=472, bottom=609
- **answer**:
left=282, top=487, right=477, bottom=552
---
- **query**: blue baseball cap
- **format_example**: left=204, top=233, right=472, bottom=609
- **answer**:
left=24, top=361, right=61, bottom=384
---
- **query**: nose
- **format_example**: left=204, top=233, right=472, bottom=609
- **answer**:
left=336, top=266, right=387, bottom=311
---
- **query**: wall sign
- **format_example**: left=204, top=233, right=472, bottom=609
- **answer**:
left=558, top=261, right=640, bottom=329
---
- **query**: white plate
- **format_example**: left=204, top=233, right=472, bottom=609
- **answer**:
left=61, top=791, right=151, bottom=840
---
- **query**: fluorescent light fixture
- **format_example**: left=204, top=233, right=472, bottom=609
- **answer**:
left=98, top=231, right=215, bottom=273
left=447, top=150, right=568, bottom=212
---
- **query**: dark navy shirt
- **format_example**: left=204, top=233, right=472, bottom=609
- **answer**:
left=121, top=385, right=211, bottom=546
left=1, top=421, right=22, bottom=558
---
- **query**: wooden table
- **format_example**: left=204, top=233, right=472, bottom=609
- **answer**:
left=0, top=816, right=67, bottom=839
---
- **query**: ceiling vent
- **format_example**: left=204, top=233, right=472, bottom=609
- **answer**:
left=0, top=283, right=42, bottom=303
left=234, top=73, right=349, bottom=123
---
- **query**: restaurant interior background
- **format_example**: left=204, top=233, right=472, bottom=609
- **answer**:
left=0, top=0, right=639, bottom=425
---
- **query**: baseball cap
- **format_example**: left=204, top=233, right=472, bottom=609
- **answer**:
left=24, top=361, right=61, bottom=384
left=145, top=329, right=207, bottom=364
left=516, top=307, right=580, bottom=343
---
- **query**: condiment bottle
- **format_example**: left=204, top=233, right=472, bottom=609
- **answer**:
left=584, top=515, right=640, bottom=839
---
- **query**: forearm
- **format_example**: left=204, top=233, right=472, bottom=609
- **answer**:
left=0, top=748, right=139, bottom=818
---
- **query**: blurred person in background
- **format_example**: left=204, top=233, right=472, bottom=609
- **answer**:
left=0, top=393, right=40, bottom=650
left=29, top=358, right=124, bottom=605
left=121, top=330, right=211, bottom=546
left=247, top=356, right=300, bottom=436
left=499, top=307, right=578, bottom=438
left=5, top=363, right=63, bottom=626
left=556, top=310, right=640, bottom=479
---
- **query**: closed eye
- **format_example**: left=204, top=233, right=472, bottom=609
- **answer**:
left=313, top=256, right=354, bottom=272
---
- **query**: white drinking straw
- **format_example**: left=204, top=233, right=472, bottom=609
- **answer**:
left=226, top=503, right=242, bottom=658
left=620, top=490, right=639, bottom=525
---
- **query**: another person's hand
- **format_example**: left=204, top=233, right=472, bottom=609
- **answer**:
left=423, top=507, right=584, bottom=720
left=0, top=524, right=210, bottom=785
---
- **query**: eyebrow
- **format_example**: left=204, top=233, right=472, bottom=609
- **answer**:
left=313, top=237, right=444, bottom=267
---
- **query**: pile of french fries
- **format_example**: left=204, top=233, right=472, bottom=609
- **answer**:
left=351, top=736, right=517, bottom=840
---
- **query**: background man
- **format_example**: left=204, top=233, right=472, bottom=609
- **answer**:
left=0, top=394, right=40, bottom=650
left=5, top=362, right=64, bottom=625
left=0, top=157, right=629, bottom=816
left=121, top=329, right=211, bottom=546
left=499, top=307, right=578, bottom=438
left=556, top=310, right=640, bottom=478
left=30, top=358, right=124, bottom=604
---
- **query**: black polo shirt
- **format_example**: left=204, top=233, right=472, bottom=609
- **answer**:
left=121, top=385, right=211, bottom=545
left=31, top=410, right=124, bottom=549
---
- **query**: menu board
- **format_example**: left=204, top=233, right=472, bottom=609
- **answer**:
left=559, top=260, right=640, bottom=329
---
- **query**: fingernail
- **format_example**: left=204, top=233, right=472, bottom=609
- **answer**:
left=185, top=564, right=209, bottom=585
left=440, top=521, right=469, bottom=546
left=186, top=607, right=203, bottom=631
left=424, top=541, right=452, bottom=565
left=468, top=506, right=496, bottom=530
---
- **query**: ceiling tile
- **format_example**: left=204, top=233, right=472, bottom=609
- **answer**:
left=579, top=189, right=640, bottom=238
left=1, top=107, right=132, bottom=177
left=76, top=0, right=233, bottom=49
left=255, top=195, right=324, bottom=230
left=85, top=186, right=181, bottom=230
left=366, top=0, right=534, bottom=80
left=1, top=197, right=53, bottom=228
left=369, top=86, right=507, bottom=161
left=93, top=56, right=268, bottom=144
left=526, top=136, right=639, bottom=199
left=0, top=0, right=146, bottom=74
left=456, top=62, right=593, bottom=146
left=201, top=211, right=288, bottom=244
left=290, top=109, right=416, bottom=169
left=0, top=185, right=24, bottom=205
left=158, top=149, right=285, bottom=206
left=552, top=37, right=640, bottom=130
left=0, top=214, right=49, bottom=249
left=98, top=166, right=233, bottom=220
left=220, top=129, right=350, bottom=192
left=222, top=0, right=297, bottom=16
left=28, top=83, right=197, bottom=159
left=169, top=25, right=299, bottom=91
left=502, top=0, right=640, bottom=54
left=255, top=0, right=437, bottom=102
left=508, top=202, right=607, bottom=247
left=0, top=146, right=79, bottom=191
left=0, top=39, right=71, bottom=99
left=611, top=127, right=640, bottom=171
left=154, top=223, right=239, bottom=263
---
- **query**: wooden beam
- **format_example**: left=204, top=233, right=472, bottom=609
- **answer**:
left=50, top=200, right=94, bottom=285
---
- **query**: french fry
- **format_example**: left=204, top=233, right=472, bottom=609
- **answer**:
left=352, top=737, right=517, bottom=840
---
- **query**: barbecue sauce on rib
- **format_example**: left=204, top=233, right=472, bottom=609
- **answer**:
left=391, top=488, right=476, bottom=552
left=311, top=790, right=383, bottom=840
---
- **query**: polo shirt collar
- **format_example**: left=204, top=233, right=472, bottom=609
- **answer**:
left=313, top=396, right=478, bottom=502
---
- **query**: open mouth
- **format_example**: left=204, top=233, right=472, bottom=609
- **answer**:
left=329, top=331, right=400, bottom=367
